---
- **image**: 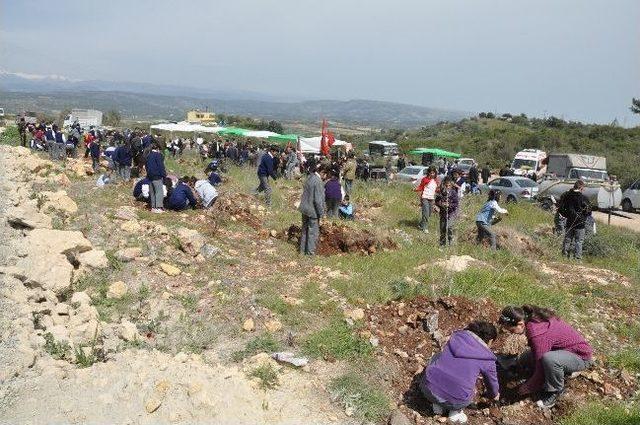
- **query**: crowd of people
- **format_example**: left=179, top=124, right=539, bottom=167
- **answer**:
left=15, top=117, right=603, bottom=423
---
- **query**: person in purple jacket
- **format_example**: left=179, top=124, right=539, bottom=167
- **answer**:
left=324, top=170, right=343, bottom=218
left=420, top=321, right=499, bottom=424
left=499, top=305, right=593, bottom=408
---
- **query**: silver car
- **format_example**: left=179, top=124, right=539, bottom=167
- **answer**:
left=483, top=176, right=539, bottom=202
left=396, top=165, right=429, bottom=186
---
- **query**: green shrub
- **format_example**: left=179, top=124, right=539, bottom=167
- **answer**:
left=329, top=373, right=390, bottom=422
left=303, top=321, right=372, bottom=360
left=43, top=332, right=71, bottom=360
left=248, top=364, right=279, bottom=390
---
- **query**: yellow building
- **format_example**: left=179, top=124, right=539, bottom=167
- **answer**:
left=187, top=110, right=216, bottom=123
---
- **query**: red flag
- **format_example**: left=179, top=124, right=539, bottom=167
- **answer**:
left=320, top=119, right=330, bottom=156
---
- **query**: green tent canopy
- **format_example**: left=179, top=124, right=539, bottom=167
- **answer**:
left=268, top=134, right=298, bottom=144
left=408, top=148, right=461, bottom=158
left=218, top=127, right=247, bottom=136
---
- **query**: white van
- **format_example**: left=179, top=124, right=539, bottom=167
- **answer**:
left=511, top=149, right=547, bottom=180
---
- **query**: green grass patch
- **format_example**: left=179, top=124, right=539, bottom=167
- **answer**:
left=329, top=373, right=390, bottom=422
left=609, top=348, right=640, bottom=373
left=302, top=320, right=372, bottom=360
left=431, top=267, right=567, bottom=313
left=560, top=401, right=640, bottom=425
left=231, top=333, right=282, bottom=362
left=248, top=363, right=280, bottom=390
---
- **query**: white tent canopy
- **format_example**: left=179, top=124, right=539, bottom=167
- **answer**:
left=298, top=136, right=348, bottom=154
left=150, top=121, right=223, bottom=134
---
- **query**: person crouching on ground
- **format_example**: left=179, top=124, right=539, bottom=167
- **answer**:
left=475, top=190, right=508, bottom=250
left=339, top=195, right=355, bottom=220
left=133, top=177, right=151, bottom=203
left=420, top=321, right=500, bottom=424
left=194, top=178, right=219, bottom=209
left=498, top=305, right=593, bottom=409
left=146, top=143, right=168, bottom=213
left=168, top=176, right=198, bottom=211
left=298, top=161, right=325, bottom=255
left=435, top=176, right=459, bottom=246
left=415, top=166, right=438, bottom=233
left=324, top=170, right=342, bottom=218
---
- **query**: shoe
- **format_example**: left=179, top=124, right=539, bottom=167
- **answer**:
left=448, top=409, right=467, bottom=423
left=422, top=229, right=429, bottom=234
left=536, top=391, right=562, bottom=408
left=431, top=403, right=444, bottom=416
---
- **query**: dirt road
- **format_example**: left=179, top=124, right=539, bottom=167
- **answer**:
left=593, top=210, right=640, bottom=233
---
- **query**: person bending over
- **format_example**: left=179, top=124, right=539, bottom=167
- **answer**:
left=498, top=305, right=593, bottom=408
left=420, top=321, right=499, bottom=424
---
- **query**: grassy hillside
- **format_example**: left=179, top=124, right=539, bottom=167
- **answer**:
left=344, top=116, right=640, bottom=186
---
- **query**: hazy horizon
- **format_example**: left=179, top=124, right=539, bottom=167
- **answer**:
left=2, top=0, right=639, bottom=125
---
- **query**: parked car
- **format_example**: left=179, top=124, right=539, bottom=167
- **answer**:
left=622, top=180, right=640, bottom=212
left=455, top=158, right=476, bottom=175
left=396, top=165, right=429, bottom=186
left=483, top=176, right=539, bottom=202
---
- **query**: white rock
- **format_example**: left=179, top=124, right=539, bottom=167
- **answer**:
left=78, top=250, right=109, bottom=269
left=115, top=247, right=142, bottom=262
left=177, top=227, right=206, bottom=257
left=70, top=291, right=91, bottom=306
left=119, top=319, right=139, bottom=341
left=40, top=190, right=78, bottom=215
left=107, top=281, right=128, bottom=299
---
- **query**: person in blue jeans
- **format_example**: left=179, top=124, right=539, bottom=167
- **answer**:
left=255, top=146, right=278, bottom=206
left=558, top=180, right=591, bottom=260
left=475, top=190, right=508, bottom=249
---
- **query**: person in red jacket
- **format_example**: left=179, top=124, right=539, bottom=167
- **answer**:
left=499, top=305, right=593, bottom=408
left=415, top=166, right=439, bottom=233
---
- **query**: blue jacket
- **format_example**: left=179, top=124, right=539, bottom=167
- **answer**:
left=257, top=153, right=276, bottom=178
left=146, top=151, right=167, bottom=180
left=55, top=132, right=65, bottom=144
left=113, top=145, right=133, bottom=166
left=133, top=177, right=150, bottom=198
left=168, top=182, right=197, bottom=210
left=421, top=330, right=499, bottom=406
left=208, top=172, right=222, bottom=186
left=475, top=200, right=507, bottom=225
left=90, top=143, right=101, bottom=159
left=45, top=129, right=55, bottom=141
left=142, top=134, right=154, bottom=149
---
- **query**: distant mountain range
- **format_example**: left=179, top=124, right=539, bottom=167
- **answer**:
left=0, top=70, right=470, bottom=128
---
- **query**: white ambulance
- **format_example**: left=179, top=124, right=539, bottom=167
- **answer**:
left=511, top=149, right=547, bottom=180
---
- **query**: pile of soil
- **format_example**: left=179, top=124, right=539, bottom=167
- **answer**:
left=364, top=296, right=637, bottom=425
left=285, top=222, right=397, bottom=255
left=460, top=226, right=545, bottom=257
left=213, top=193, right=263, bottom=230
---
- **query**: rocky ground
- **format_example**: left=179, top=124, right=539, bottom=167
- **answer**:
left=0, top=144, right=638, bottom=425
left=0, top=146, right=353, bottom=425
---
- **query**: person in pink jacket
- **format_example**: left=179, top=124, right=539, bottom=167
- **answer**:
left=499, top=305, right=593, bottom=408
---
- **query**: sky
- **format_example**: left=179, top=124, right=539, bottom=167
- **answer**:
left=2, top=0, right=639, bottom=125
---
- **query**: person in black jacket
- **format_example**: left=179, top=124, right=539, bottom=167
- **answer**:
left=481, top=162, right=491, bottom=184
left=254, top=146, right=278, bottom=206
left=559, top=180, right=591, bottom=260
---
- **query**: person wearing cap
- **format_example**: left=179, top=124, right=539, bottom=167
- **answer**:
left=255, top=145, right=278, bottom=206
